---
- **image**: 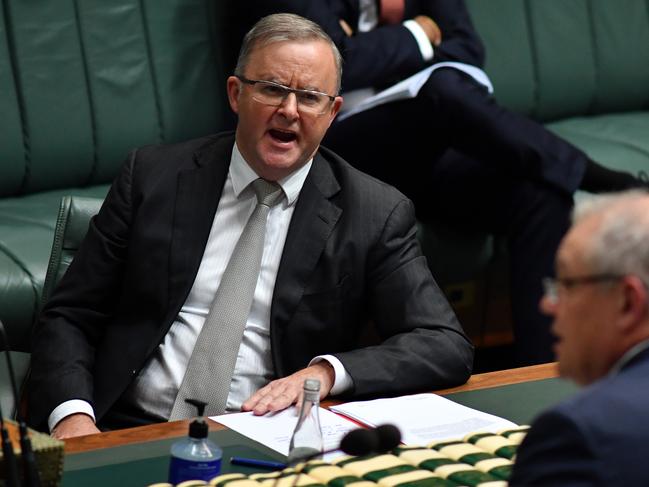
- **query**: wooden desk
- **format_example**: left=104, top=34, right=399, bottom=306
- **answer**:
left=63, top=363, right=558, bottom=454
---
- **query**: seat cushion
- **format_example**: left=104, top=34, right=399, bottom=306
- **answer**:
left=546, top=111, right=649, bottom=174
left=0, top=185, right=109, bottom=351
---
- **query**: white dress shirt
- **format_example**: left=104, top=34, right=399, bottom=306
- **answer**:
left=48, top=143, right=353, bottom=431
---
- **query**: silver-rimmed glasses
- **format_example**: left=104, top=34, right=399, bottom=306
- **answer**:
left=236, top=75, right=336, bottom=115
left=542, top=274, right=623, bottom=304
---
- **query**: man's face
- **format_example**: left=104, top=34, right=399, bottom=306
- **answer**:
left=540, top=216, right=620, bottom=385
left=227, top=40, right=343, bottom=181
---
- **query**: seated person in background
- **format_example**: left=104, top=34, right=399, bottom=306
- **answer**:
left=510, top=190, right=649, bottom=486
left=28, top=13, right=473, bottom=440
left=235, top=0, right=649, bottom=365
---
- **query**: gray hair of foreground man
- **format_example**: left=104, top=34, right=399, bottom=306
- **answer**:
left=573, top=189, right=649, bottom=293
left=234, top=13, right=343, bottom=93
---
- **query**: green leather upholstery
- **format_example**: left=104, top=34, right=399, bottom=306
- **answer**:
left=0, top=186, right=110, bottom=353
left=467, top=0, right=649, bottom=121
left=41, top=196, right=104, bottom=307
left=0, top=0, right=231, bottom=359
left=0, top=0, right=228, bottom=197
left=0, top=196, right=102, bottom=419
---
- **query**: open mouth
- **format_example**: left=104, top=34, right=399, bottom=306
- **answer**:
left=269, top=129, right=297, bottom=143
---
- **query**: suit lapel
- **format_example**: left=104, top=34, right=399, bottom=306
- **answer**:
left=271, top=152, right=342, bottom=352
left=166, top=134, right=234, bottom=321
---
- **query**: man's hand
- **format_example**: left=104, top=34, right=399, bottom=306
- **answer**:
left=339, top=19, right=353, bottom=37
left=414, top=15, right=442, bottom=46
left=242, top=362, right=335, bottom=416
left=51, top=413, right=100, bottom=440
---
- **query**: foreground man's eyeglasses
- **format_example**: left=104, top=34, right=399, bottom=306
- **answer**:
left=542, top=274, right=623, bottom=303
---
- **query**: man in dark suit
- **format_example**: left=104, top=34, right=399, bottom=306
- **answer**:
left=509, top=190, right=649, bottom=485
left=29, top=13, right=473, bottom=439
left=235, top=0, right=647, bottom=365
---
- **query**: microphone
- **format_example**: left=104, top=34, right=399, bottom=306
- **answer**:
left=374, top=424, right=401, bottom=452
left=338, top=428, right=379, bottom=456
left=0, top=398, right=20, bottom=487
left=0, top=319, right=42, bottom=487
left=289, top=423, right=401, bottom=464
left=283, top=426, right=386, bottom=487
left=281, top=424, right=402, bottom=487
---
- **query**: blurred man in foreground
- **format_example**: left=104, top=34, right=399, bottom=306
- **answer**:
left=510, top=190, right=649, bottom=486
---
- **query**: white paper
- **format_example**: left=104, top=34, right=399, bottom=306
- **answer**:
left=330, top=393, right=517, bottom=445
left=337, top=61, right=493, bottom=122
left=211, top=407, right=358, bottom=459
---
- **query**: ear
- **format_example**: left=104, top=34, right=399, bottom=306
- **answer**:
left=227, top=76, right=242, bottom=114
left=324, top=95, right=344, bottom=128
left=618, top=275, right=648, bottom=332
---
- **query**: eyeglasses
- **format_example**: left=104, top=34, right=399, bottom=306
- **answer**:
left=542, top=274, right=623, bottom=304
left=236, top=75, right=336, bottom=115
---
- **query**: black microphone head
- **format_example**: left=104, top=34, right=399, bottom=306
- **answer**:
left=375, top=424, right=401, bottom=452
left=339, top=428, right=379, bottom=456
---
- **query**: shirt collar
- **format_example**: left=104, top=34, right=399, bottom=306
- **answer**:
left=230, top=142, right=313, bottom=207
left=608, top=337, right=649, bottom=377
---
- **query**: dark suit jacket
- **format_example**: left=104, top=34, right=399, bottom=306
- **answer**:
left=233, top=0, right=484, bottom=91
left=29, top=132, right=473, bottom=429
left=510, top=346, right=649, bottom=486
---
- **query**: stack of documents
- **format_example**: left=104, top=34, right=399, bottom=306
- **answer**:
left=212, top=407, right=357, bottom=459
left=329, top=393, right=517, bottom=445
left=212, top=393, right=517, bottom=458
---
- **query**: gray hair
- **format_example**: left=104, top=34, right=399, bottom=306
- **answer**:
left=235, top=13, right=343, bottom=93
left=573, top=190, right=649, bottom=289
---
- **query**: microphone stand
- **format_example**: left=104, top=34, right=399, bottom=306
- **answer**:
left=269, top=424, right=400, bottom=487
left=284, top=428, right=381, bottom=487
left=0, top=320, right=41, bottom=487
left=0, top=400, right=20, bottom=487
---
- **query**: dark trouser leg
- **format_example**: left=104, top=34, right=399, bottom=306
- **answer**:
left=416, top=152, right=571, bottom=365
left=416, top=69, right=588, bottom=195
left=504, top=179, right=572, bottom=364
left=329, top=68, right=589, bottom=196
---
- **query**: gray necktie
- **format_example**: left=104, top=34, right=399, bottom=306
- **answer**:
left=170, top=178, right=284, bottom=419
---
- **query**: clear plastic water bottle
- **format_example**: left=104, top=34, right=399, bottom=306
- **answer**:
left=168, top=399, right=222, bottom=485
left=287, top=378, right=324, bottom=464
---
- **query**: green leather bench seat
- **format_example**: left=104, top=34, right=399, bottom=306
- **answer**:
left=0, top=0, right=229, bottom=368
left=468, top=0, right=649, bottom=179
left=548, top=113, right=649, bottom=174
left=0, top=186, right=109, bottom=352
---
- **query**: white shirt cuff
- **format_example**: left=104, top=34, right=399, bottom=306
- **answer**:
left=403, top=20, right=434, bottom=61
left=48, top=400, right=96, bottom=432
left=310, top=355, right=354, bottom=396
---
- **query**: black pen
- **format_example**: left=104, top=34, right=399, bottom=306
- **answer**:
left=230, top=456, right=287, bottom=470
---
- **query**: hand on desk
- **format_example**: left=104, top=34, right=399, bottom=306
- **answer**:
left=241, top=362, right=335, bottom=415
left=51, top=413, right=100, bottom=439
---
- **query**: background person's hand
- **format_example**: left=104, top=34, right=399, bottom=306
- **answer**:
left=414, top=15, right=442, bottom=46
left=51, top=413, right=100, bottom=439
left=242, top=362, right=335, bottom=415
left=339, top=19, right=353, bottom=36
